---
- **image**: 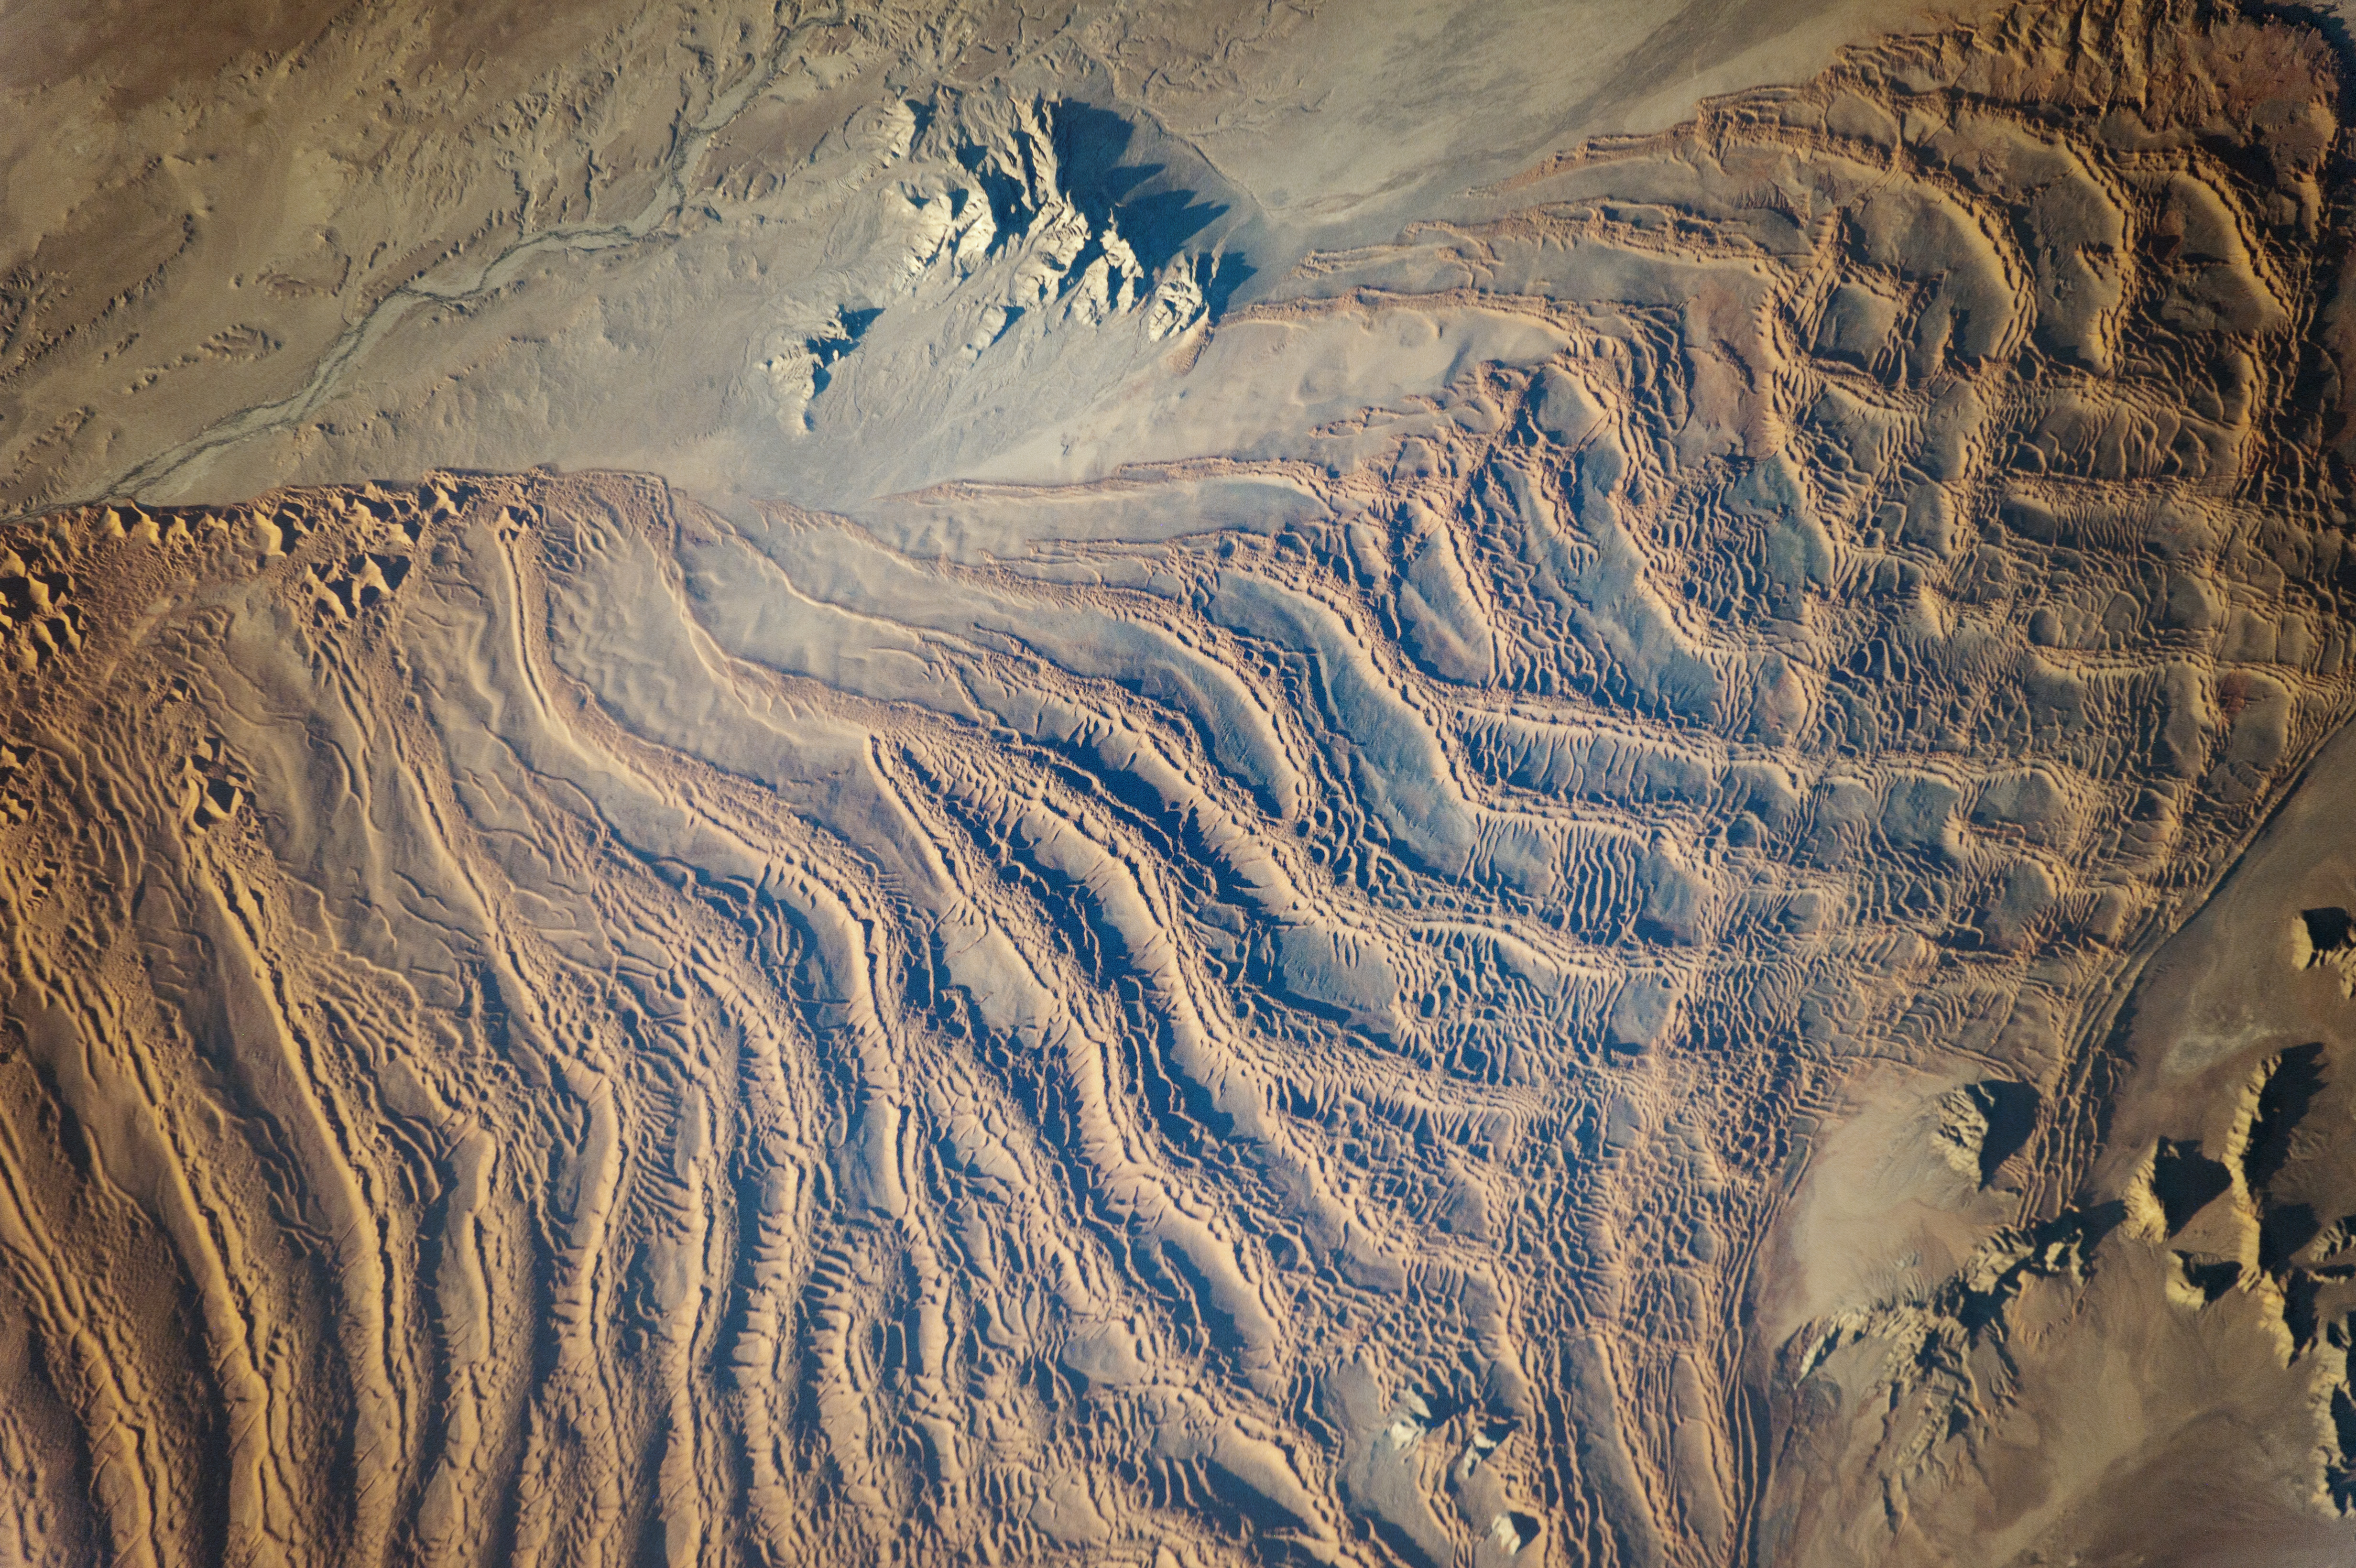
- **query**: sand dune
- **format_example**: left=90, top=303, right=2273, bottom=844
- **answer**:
left=7, top=1, right=2356, bottom=1564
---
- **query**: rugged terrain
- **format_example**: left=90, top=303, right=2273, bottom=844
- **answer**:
left=8, top=1, right=2356, bottom=1565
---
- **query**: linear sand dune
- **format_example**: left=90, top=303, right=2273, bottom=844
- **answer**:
left=7, top=2, right=2356, bottom=1564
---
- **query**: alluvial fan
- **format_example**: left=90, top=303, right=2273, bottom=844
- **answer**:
left=8, top=2, right=2356, bottom=1565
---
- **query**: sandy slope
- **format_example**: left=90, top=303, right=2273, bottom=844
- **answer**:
left=5, top=1, right=2356, bottom=1565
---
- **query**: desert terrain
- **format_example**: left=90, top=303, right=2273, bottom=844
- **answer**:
left=6, top=2, right=2356, bottom=1565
